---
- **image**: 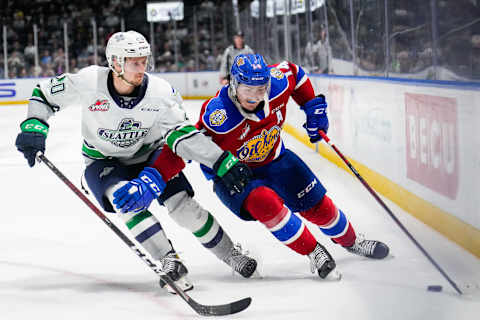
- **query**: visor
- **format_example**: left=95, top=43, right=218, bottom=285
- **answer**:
left=236, top=83, right=269, bottom=103
left=123, top=56, right=154, bottom=73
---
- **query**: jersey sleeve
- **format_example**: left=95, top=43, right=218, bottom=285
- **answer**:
left=26, top=66, right=95, bottom=123
left=156, top=85, right=224, bottom=169
left=275, top=61, right=316, bottom=106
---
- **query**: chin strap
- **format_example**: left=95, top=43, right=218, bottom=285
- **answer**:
left=118, top=74, right=136, bottom=87
left=112, top=68, right=136, bottom=87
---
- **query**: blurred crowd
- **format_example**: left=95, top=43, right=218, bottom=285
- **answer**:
left=2, top=0, right=229, bottom=78
left=2, top=0, right=480, bottom=80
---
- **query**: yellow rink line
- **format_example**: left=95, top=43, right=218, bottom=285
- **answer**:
left=0, top=100, right=29, bottom=105
left=283, top=123, right=480, bottom=258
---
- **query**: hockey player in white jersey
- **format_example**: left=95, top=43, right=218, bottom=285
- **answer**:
left=15, top=30, right=257, bottom=293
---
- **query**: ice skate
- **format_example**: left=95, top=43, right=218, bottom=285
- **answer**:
left=308, top=242, right=340, bottom=280
left=158, top=250, right=194, bottom=294
left=345, top=234, right=389, bottom=259
left=223, top=244, right=257, bottom=278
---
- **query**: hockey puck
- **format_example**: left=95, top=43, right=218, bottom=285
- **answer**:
left=427, top=285, right=443, bottom=292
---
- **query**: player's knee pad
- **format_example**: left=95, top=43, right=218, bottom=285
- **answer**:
left=165, top=192, right=208, bottom=232
left=157, top=171, right=194, bottom=206
left=84, top=160, right=129, bottom=213
left=300, top=195, right=336, bottom=225
left=243, top=186, right=284, bottom=222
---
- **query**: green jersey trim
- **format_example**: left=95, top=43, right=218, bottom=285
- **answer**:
left=31, top=87, right=55, bottom=109
left=82, top=143, right=107, bottom=159
left=166, top=125, right=197, bottom=151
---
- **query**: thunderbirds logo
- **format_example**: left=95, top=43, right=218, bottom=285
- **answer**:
left=98, top=118, right=149, bottom=148
left=237, top=126, right=281, bottom=162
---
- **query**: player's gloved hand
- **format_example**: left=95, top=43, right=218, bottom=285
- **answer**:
left=15, top=118, right=49, bottom=167
left=300, top=94, right=329, bottom=143
left=213, top=151, right=253, bottom=195
left=113, top=167, right=166, bottom=213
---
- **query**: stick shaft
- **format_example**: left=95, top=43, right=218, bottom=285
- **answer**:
left=319, top=131, right=462, bottom=295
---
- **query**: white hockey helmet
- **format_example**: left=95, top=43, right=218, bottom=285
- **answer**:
left=105, top=30, right=153, bottom=75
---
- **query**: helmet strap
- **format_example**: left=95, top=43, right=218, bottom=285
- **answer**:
left=119, top=74, right=137, bottom=87
left=111, top=59, right=137, bottom=87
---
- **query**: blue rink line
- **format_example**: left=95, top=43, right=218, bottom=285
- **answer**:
left=310, top=73, right=480, bottom=91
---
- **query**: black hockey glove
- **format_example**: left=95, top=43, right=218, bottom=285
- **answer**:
left=213, top=151, right=253, bottom=195
left=15, top=118, right=49, bottom=167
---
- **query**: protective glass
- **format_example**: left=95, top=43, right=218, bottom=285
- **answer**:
left=123, top=56, right=154, bottom=73
left=236, top=83, right=269, bottom=103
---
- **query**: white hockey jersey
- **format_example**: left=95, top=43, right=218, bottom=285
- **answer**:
left=26, top=65, right=223, bottom=166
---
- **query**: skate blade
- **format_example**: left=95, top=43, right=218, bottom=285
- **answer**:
left=250, top=269, right=263, bottom=279
left=324, top=269, right=342, bottom=281
left=165, top=276, right=194, bottom=294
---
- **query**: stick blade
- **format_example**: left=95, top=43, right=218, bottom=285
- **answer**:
left=190, top=297, right=252, bottom=316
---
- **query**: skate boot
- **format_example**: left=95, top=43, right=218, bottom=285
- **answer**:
left=223, top=244, right=257, bottom=278
left=308, top=242, right=337, bottom=279
left=345, top=234, right=389, bottom=259
left=158, top=250, right=194, bottom=294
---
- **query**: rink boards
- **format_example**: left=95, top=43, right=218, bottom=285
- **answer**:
left=2, top=71, right=479, bottom=257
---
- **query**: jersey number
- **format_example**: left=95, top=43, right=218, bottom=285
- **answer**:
left=50, top=74, right=66, bottom=95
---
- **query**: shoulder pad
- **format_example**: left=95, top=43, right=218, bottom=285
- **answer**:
left=147, top=74, right=175, bottom=96
left=268, top=66, right=289, bottom=99
left=202, top=96, right=243, bottom=133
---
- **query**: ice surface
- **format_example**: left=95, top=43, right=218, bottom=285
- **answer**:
left=1, top=101, right=479, bottom=319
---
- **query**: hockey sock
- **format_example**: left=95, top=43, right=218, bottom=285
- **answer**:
left=106, top=182, right=174, bottom=259
left=121, top=210, right=174, bottom=259
left=244, top=186, right=317, bottom=255
left=300, top=195, right=356, bottom=247
left=165, top=192, right=234, bottom=261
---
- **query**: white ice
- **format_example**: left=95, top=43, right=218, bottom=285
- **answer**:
left=1, top=101, right=479, bottom=320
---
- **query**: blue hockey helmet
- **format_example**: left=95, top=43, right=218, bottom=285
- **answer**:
left=230, top=54, right=270, bottom=87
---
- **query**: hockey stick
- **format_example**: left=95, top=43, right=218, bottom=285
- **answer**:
left=318, top=131, right=463, bottom=295
left=36, top=152, right=252, bottom=315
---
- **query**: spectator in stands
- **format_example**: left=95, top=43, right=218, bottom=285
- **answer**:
left=53, top=48, right=66, bottom=74
left=8, top=50, right=25, bottom=71
left=24, top=38, right=36, bottom=66
left=218, top=31, right=254, bottom=85
left=40, top=49, right=52, bottom=66
left=309, top=26, right=332, bottom=74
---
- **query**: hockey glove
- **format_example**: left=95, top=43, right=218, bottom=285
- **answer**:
left=300, top=95, right=329, bottom=143
left=112, top=167, right=166, bottom=213
left=15, top=118, right=49, bottom=167
left=213, top=151, right=253, bottom=195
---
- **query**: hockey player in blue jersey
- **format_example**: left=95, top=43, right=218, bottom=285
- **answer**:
left=196, top=54, right=390, bottom=279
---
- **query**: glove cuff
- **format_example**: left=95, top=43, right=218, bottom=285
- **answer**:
left=301, top=94, right=326, bottom=110
left=20, top=118, right=49, bottom=136
left=213, top=151, right=239, bottom=178
left=139, top=167, right=166, bottom=197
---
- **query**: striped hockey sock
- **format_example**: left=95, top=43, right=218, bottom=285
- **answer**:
left=193, top=211, right=234, bottom=259
left=245, top=186, right=317, bottom=255
left=122, top=210, right=173, bottom=259
left=300, top=195, right=356, bottom=247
